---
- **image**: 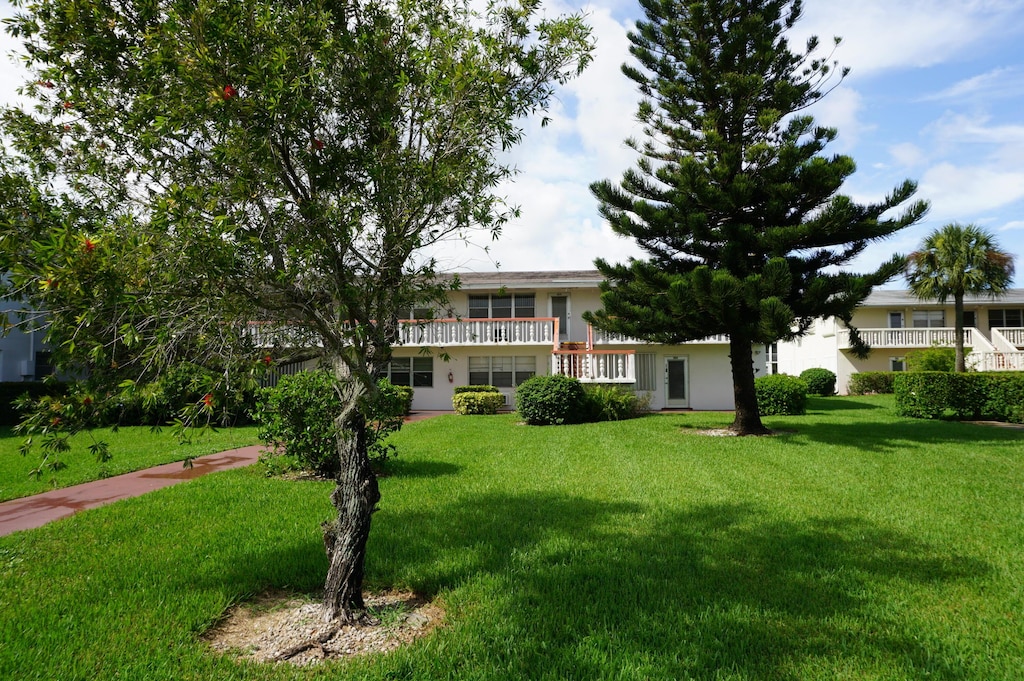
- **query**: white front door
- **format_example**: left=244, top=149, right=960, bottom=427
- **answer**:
left=665, top=356, right=689, bottom=408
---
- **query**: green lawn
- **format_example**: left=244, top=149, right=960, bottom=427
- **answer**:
left=0, top=425, right=260, bottom=502
left=1, top=396, right=1022, bottom=680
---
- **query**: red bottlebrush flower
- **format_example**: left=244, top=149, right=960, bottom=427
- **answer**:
left=62, top=101, right=73, bottom=109
left=312, top=138, right=325, bottom=151
left=37, top=80, right=54, bottom=89
left=222, top=84, right=237, bottom=100
left=202, top=393, right=214, bottom=408
left=83, top=396, right=93, bottom=406
left=83, top=238, right=96, bottom=253
left=51, top=416, right=62, bottom=427
left=263, top=355, right=273, bottom=365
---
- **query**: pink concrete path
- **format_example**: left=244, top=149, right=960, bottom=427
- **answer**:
left=0, top=445, right=263, bottom=537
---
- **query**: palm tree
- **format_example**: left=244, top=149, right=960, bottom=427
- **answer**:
left=905, top=223, right=1016, bottom=372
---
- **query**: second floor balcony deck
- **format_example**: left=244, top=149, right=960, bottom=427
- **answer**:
left=839, top=327, right=996, bottom=352
left=397, top=318, right=558, bottom=347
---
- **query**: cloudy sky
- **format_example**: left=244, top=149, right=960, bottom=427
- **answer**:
left=3, top=0, right=1023, bottom=284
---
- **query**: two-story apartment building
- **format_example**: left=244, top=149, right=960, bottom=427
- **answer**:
left=777, top=289, right=1024, bottom=393
left=374, top=270, right=752, bottom=412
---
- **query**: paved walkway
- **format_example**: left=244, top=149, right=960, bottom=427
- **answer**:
left=0, top=411, right=453, bottom=538
left=0, top=445, right=264, bottom=537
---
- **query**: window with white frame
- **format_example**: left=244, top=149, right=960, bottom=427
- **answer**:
left=385, top=357, right=433, bottom=387
left=468, top=293, right=535, bottom=319
left=635, top=353, right=658, bottom=391
left=468, top=356, right=536, bottom=388
left=765, top=343, right=779, bottom=374
left=912, top=310, right=945, bottom=328
left=990, top=308, right=1024, bottom=327
left=889, top=356, right=906, bottom=372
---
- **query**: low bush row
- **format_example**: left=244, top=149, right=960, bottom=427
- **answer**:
left=512, top=375, right=650, bottom=425
left=894, top=372, right=1024, bottom=422
left=848, top=372, right=896, bottom=395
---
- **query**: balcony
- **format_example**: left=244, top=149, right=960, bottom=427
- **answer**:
left=551, top=350, right=635, bottom=383
left=993, top=327, right=1024, bottom=350
left=397, top=318, right=557, bottom=347
left=591, top=328, right=730, bottom=345
left=839, top=327, right=995, bottom=352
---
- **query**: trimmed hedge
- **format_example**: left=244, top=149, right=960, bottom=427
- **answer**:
left=453, top=385, right=500, bottom=394
left=754, top=374, right=808, bottom=416
left=799, top=368, right=837, bottom=396
left=452, top=391, right=505, bottom=415
left=515, top=374, right=587, bottom=425
left=848, top=372, right=896, bottom=395
left=894, top=372, right=1024, bottom=422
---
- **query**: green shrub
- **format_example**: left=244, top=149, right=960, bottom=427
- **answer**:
left=362, top=378, right=411, bottom=463
left=905, top=345, right=959, bottom=372
left=255, top=371, right=406, bottom=476
left=979, top=373, right=1024, bottom=423
left=894, top=372, right=1024, bottom=421
left=583, top=384, right=650, bottom=421
left=799, top=368, right=837, bottom=396
left=453, top=391, right=506, bottom=415
left=256, top=370, right=340, bottom=477
left=847, top=372, right=896, bottom=395
left=453, top=385, right=499, bottom=394
left=754, top=374, right=808, bottom=416
left=515, top=374, right=587, bottom=425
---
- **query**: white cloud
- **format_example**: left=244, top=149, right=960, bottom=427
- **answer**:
left=918, top=162, right=1024, bottom=218
left=922, top=66, right=1024, bottom=102
left=794, top=1, right=1024, bottom=77
left=809, top=85, right=870, bottom=151
left=888, top=142, right=927, bottom=168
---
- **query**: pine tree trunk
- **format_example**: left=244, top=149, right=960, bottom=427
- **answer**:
left=729, top=335, right=770, bottom=436
left=322, top=378, right=380, bottom=623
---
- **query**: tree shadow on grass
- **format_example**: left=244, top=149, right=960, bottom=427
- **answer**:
left=805, top=397, right=881, bottom=412
left=764, top=417, right=1023, bottom=453
left=371, top=496, right=991, bottom=680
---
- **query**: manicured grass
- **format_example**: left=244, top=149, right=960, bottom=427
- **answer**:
left=0, top=425, right=260, bottom=502
left=1, top=396, right=1022, bottom=679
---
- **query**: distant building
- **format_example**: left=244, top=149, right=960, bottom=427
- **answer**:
left=776, top=289, right=1024, bottom=393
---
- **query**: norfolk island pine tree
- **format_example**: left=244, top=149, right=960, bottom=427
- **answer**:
left=584, top=0, right=928, bottom=434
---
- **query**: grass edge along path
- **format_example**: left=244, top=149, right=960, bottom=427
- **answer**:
left=0, top=425, right=260, bottom=502
left=1, top=396, right=1022, bottom=680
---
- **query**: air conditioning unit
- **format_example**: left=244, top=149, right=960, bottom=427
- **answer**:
left=501, top=392, right=512, bottom=406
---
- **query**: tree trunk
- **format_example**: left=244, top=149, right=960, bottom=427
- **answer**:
left=729, top=335, right=770, bottom=435
left=954, top=294, right=966, bottom=373
left=322, top=377, right=380, bottom=623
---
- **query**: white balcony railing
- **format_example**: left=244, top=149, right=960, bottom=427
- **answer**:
left=841, top=327, right=995, bottom=351
left=551, top=350, right=635, bottom=383
left=591, top=328, right=730, bottom=345
left=993, top=327, right=1024, bottom=350
left=970, top=352, right=1024, bottom=372
left=397, top=318, right=556, bottom=347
